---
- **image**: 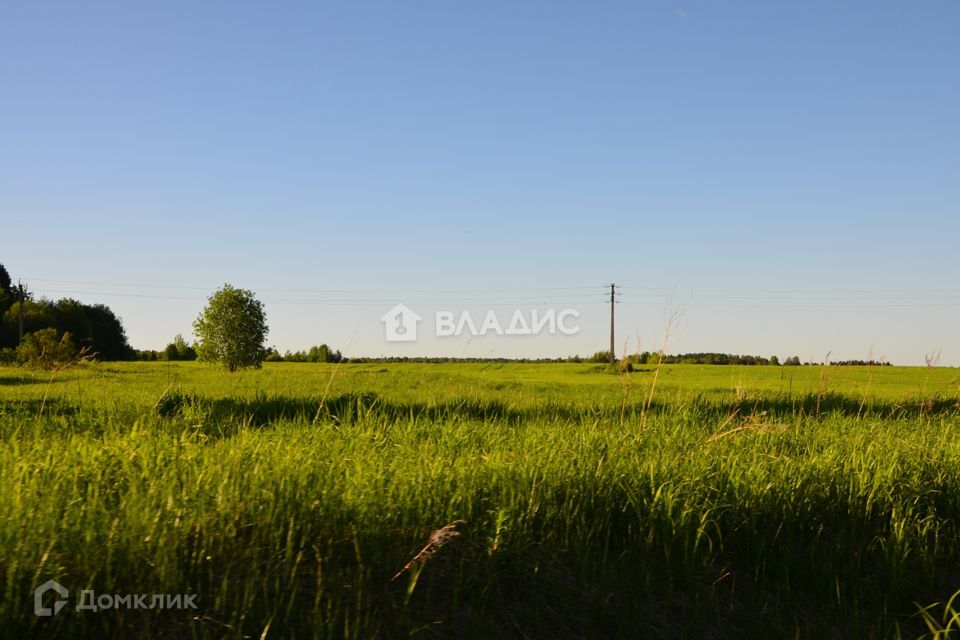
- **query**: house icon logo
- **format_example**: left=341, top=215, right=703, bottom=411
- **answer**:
left=34, top=579, right=69, bottom=616
left=379, top=304, right=421, bottom=342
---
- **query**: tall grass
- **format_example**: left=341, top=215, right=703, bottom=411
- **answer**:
left=1, top=362, right=959, bottom=638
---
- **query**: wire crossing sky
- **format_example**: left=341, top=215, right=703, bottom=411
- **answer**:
left=2, top=2, right=958, bottom=364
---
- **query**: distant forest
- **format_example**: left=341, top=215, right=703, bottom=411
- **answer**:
left=348, top=353, right=892, bottom=366
left=135, top=344, right=344, bottom=364
left=618, top=352, right=891, bottom=367
left=0, top=264, right=134, bottom=361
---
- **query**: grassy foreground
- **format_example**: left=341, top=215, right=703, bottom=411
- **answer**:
left=2, top=362, right=960, bottom=638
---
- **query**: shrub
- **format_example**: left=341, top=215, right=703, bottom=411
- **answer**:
left=15, top=328, right=81, bottom=370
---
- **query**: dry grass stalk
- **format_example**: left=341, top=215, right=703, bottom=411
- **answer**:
left=392, top=520, right=465, bottom=581
left=38, top=342, right=95, bottom=419
left=706, top=410, right=783, bottom=443
left=642, top=310, right=680, bottom=429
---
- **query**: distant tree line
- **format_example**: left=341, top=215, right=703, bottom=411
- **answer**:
left=135, top=334, right=199, bottom=361
left=579, top=351, right=794, bottom=366
left=332, top=354, right=791, bottom=365
left=136, top=341, right=344, bottom=364
left=621, top=352, right=792, bottom=366
left=347, top=356, right=579, bottom=364
left=339, top=354, right=796, bottom=365
left=587, top=351, right=893, bottom=367
left=127, top=347, right=899, bottom=368
left=265, top=345, right=343, bottom=363
left=0, top=263, right=135, bottom=363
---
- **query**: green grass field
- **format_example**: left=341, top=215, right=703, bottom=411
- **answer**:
left=2, top=362, right=960, bottom=638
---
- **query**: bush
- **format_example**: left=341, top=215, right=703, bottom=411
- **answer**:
left=15, top=328, right=81, bottom=370
left=163, top=334, right=197, bottom=361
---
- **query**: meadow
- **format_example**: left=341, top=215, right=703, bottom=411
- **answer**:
left=2, top=361, right=959, bottom=639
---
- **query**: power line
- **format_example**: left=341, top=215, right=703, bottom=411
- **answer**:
left=29, top=287, right=610, bottom=306
left=24, top=277, right=607, bottom=295
left=618, top=292, right=960, bottom=301
left=23, top=283, right=960, bottom=310
left=618, top=285, right=960, bottom=294
left=25, top=276, right=960, bottom=298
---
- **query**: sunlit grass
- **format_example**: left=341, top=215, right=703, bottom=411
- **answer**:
left=1, top=362, right=958, bottom=638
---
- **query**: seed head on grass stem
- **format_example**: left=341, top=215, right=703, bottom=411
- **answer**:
left=392, top=520, right=465, bottom=581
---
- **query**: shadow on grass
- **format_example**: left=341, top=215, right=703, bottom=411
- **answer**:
left=156, top=391, right=518, bottom=426
left=726, top=392, right=960, bottom=420
left=0, top=375, right=46, bottom=386
left=153, top=390, right=960, bottom=429
left=0, top=398, right=78, bottom=416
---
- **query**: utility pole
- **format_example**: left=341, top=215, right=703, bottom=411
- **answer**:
left=609, top=283, right=616, bottom=365
left=17, top=279, right=24, bottom=344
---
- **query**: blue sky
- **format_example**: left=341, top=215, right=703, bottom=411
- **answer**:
left=2, top=1, right=958, bottom=364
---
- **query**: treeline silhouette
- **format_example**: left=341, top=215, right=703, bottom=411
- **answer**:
left=334, top=354, right=895, bottom=366
left=625, top=352, right=787, bottom=366
left=0, top=264, right=134, bottom=360
left=594, top=351, right=893, bottom=367
left=266, top=344, right=343, bottom=363
left=135, top=334, right=198, bottom=361
left=138, top=342, right=345, bottom=363
left=347, top=356, right=579, bottom=364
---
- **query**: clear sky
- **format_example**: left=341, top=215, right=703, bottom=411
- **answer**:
left=2, top=1, right=958, bottom=365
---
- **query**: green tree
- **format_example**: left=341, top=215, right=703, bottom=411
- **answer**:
left=2, top=299, right=56, bottom=347
left=164, top=333, right=196, bottom=361
left=55, top=298, right=93, bottom=346
left=81, top=304, right=134, bottom=360
left=193, top=284, right=268, bottom=372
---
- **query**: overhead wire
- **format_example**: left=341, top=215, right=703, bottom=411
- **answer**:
left=22, top=279, right=960, bottom=310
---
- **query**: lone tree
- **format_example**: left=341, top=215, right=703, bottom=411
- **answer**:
left=193, top=284, right=268, bottom=372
